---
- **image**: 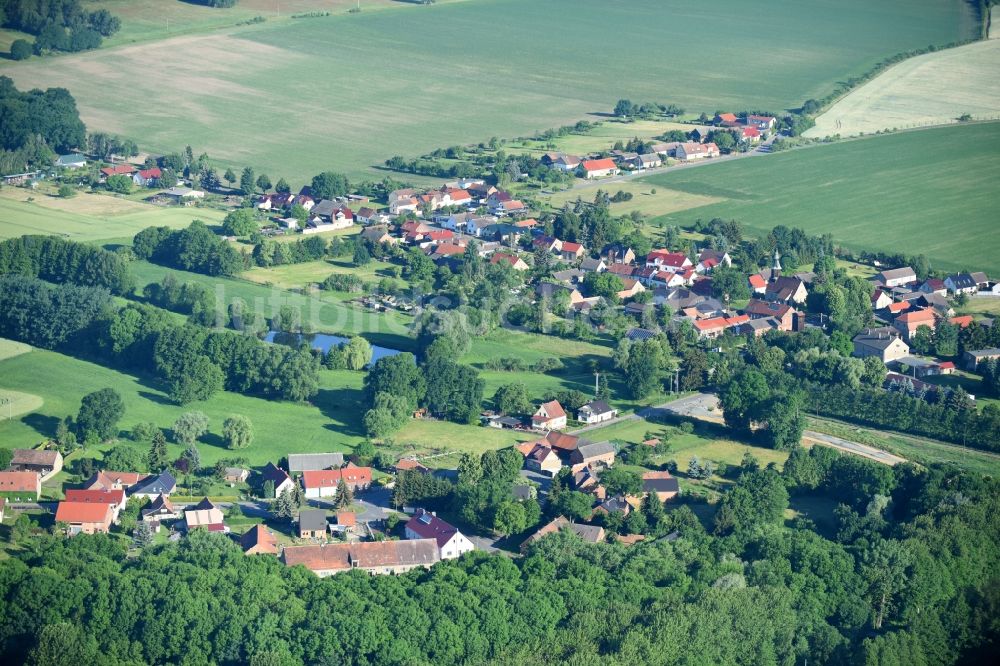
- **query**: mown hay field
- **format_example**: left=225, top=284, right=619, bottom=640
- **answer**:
left=642, top=122, right=1000, bottom=274
left=1, top=0, right=974, bottom=181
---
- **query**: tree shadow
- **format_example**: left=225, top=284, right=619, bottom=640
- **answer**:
left=200, top=432, right=227, bottom=449
left=313, top=387, right=367, bottom=438
left=138, top=391, right=174, bottom=406
left=21, top=413, right=61, bottom=439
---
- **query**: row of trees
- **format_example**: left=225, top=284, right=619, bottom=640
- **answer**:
left=0, top=234, right=133, bottom=294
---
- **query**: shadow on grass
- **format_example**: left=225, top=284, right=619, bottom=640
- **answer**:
left=314, top=387, right=367, bottom=438
left=138, top=390, right=174, bottom=406
left=21, top=413, right=60, bottom=439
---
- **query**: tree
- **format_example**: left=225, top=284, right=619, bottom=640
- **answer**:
left=711, top=265, right=751, bottom=303
left=614, top=99, right=634, bottom=118
left=861, top=356, right=887, bottom=388
left=222, top=208, right=257, bottom=237
left=343, top=337, right=372, bottom=371
left=11, top=513, right=33, bottom=544
left=57, top=184, right=75, bottom=198
left=599, top=467, right=641, bottom=496
left=333, top=479, right=353, bottom=509
left=27, top=622, right=99, bottom=666
left=493, top=501, right=527, bottom=536
left=76, top=388, right=125, bottom=441
left=105, top=174, right=132, bottom=194
left=493, top=382, right=532, bottom=415
left=172, top=411, right=209, bottom=445
left=182, top=442, right=202, bottom=472
left=365, top=353, right=426, bottom=411
left=104, top=444, right=147, bottom=473
left=862, top=539, right=914, bottom=629
left=240, top=167, right=256, bottom=195
left=552, top=490, right=593, bottom=521
left=167, top=356, right=225, bottom=405
left=133, top=521, right=155, bottom=549
left=910, top=325, right=934, bottom=355
left=271, top=486, right=302, bottom=523
left=256, top=174, right=272, bottom=192
left=223, top=168, right=236, bottom=186
left=310, top=171, right=350, bottom=200
left=625, top=339, right=667, bottom=399
left=275, top=178, right=290, bottom=193
left=148, top=430, right=168, bottom=472
left=353, top=243, right=371, bottom=266
left=0, top=448, right=12, bottom=471
left=223, top=415, right=254, bottom=449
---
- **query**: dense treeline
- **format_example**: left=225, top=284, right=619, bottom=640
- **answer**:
left=0, top=276, right=111, bottom=348
left=1, top=0, right=121, bottom=58
left=0, top=454, right=997, bottom=665
left=134, top=221, right=245, bottom=276
left=0, top=77, right=86, bottom=171
left=0, top=235, right=132, bottom=294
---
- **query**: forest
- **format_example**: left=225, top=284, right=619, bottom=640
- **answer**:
left=0, top=452, right=997, bottom=665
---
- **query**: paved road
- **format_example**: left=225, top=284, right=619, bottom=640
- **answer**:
left=802, top=432, right=906, bottom=466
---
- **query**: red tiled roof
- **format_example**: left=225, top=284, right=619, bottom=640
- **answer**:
left=582, top=158, right=617, bottom=171
left=937, top=361, right=956, bottom=370
left=561, top=242, right=583, bottom=253
left=55, top=501, right=113, bottom=524
left=490, top=252, right=524, bottom=267
left=433, top=244, right=466, bottom=257
left=138, top=167, right=162, bottom=179
left=896, top=308, right=936, bottom=324
left=536, top=400, right=566, bottom=419
left=0, top=471, right=39, bottom=493
left=336, top=511, right=357, bottom=526
left=749, top=274, right=767, bottom=289
left=64, top=489, right=125, bottom=505
left=949, top=315, right=974, bottom=328
left=426, top=230, right=454, bottom=241
left=888, top=301, right=912, bottom=314
left=100, top=164, right=136, bottom=177
left=301, top=466, right=372, bottom=490
left=717, top=113, right=738, bottom=122
left=647, top=250, right=689, bottom=267
left=740, top=127, right=760, bottom=138
left=240, top=524, right=278, bottom=554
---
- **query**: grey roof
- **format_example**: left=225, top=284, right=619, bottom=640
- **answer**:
left=879, top=267, right=916, bottom=281
left=598, top=496, right=631, bottom=513
left=970, top=272, right=989, bottom=284
left=311, top=199, right=338, bottom=217
left=131, top=471, right=176, bottom=495
left=55, top=153, right=86, bottom=166
left=298, top=509, right=328, bottom=531
left=966, top=348, right=1000, bottom=358
left=580, top=257, right=605, bottom=271
left=894, top=356, right=937, bottom=368
left=552, top=268, right=585, bottom=283
left=287, top=453, right=344, bottom=473
left=511, top=485, right=533, bottom=501
left=853, top=328, right=905, bottom=351
left=579, top=400, right=614, bottom=416
left=573, top=441, right=616, bottom=460
left=948, top=273, right=977, bottom=289
left=569, top=523, right=605, bottom=542
left=643, top=476, right=680, bottom=493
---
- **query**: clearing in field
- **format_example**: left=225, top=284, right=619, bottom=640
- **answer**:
left=806, top=38, right=1000, bottom=137
left=544, top=180, right=723, bottom=218
left=1, top=0, right=974, bottom=181
left=641, top=122, right=1000, bottom=274
left=0, top=191, right=225, bottom=243
left=0, top=390, right=44, bottom=421
left=0, top=338, right=32, bottom=362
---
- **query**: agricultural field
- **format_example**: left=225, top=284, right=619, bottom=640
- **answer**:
left=241, top=257, right=404, bottom=292
left=642, top=122, right=1000, bottom=274
left=0, top=0, right=974, bottom=181
left=0, top=189, right=225, bottom=244
left=544, top=180, right=723, bottom=218
left=807, top=37, right=1000, bottom=137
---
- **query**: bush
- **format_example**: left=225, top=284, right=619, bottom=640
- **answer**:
left=106, top=174, right=132, bottom=194
left=10, top=39, right=33, bottom=60
left=57, top=184, right=75, bottom=198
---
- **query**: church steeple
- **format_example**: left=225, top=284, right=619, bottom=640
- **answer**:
left=771, top=249, right=782, bottom=281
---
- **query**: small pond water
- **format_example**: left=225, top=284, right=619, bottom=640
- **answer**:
left=264, top=331, right=402, bottom=366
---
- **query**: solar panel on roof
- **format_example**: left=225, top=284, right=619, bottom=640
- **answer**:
left=419, top=513, right=433, bottom=524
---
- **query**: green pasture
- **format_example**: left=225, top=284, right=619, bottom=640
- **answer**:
left=643, top=122, right=1000, bottom=274
left=1, top=0, right=973, bottom=180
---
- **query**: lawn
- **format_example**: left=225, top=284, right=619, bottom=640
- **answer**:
left=241, top=257, right=403, bottom=292
left=512, top=120, right=707, bottom=160
left=1, top=0, right=973, bottom=181
left=0, top=189, right=226, bottom=244
left=544, top=180, right=722, bottom=218
left=642, top=122, right=1000, bottom=274
left=130, top=260, right=417, bottom=350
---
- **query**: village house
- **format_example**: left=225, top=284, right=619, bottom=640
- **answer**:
left=696, top=248, right=731, bottom=272
left=875, top=267, right=917, bottom=288
left=282, top=539, right=440, bottom=577
left=241, top=524, right=278, bottom=555
left=577, top=400, right=618, bottom=424
left=536, top=281, right=584, bottom=305
left=580, top=256, right=606, bottom=273
left=944, top=272, right=984, bottom=295
left=853, top=328, right=910, bottom=363
left=298, top=509, right=329, bottom=539
left=560, top=241, right=586, bottom=262
left=739, top=126, right=761, bottom=143
left=256, top=191, right=295, bottom=210
left=333, top=511, right=357, bottom=536
left=141, top=493, right=178, bottom=531
left=224, top=467, right=250, bottom=484
left=9, top=449, right=63, bottom=482
left=301, top=465, right=373, bottom=499
left=487, top=191, right=527, bottom=216
left=490, top=252, right=529, bottom=271
left=675, top=142, right=720, bottom=161
left=593, top=496, right=633, bottom=517
left=83, top=470, right=148, bottom=492
left=747, top=115, right=776, bottom=131
left=616, top=277, right=646, bottom=301
left=521, top=517, right=605, bottom=552
left=872, top=289, right=894, bottom=310
left=603, top=244, right=636, bottom=265
left=55, top=153, right=87, bottom=169
left=525, top=444, right=562, bottom=475
left=893, top=308, right=937, bottom=341
left=545, top=153, right=582, bottom=172
left=646, top=250, right=692, bottom=271
left=693, top=314, right=750, bottom=339
left=714, top=113, right=740, bottom=126
left=579, top=158, right=619, bottom=179
left=405, top=509, right=475, bottom=560
left=395, top=458, right=430, bottom=474
left=543, top=431, right=581, bottom=454
left=532, top=400, right=568, bottom=431
left=0, top=471, right=41, bottom=500
left=64, top=488, right=126, bottom=523
left=261, top=462, right=295, bottom=498
left=100, top=164, right=136, bottom=179
left=130, top=471, right=177, bottom=500
left=184, top=498, right=227, bottom=533
left=918, top=278, right=948, bottom=296
left=55, top=501, right=114, bottom=535
left=743, top=299, right=796, bottom=331
left=569, top=441, right=616, bottom=472
left=132, top=167, right=162, bottom=187
left=963, top=348, right=1000, bottom=371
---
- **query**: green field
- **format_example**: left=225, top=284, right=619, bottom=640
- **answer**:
left=643, top=122, right=1000, bottom=274
left=0, top=191, right=225, bottom=244
left=0, top=0, right=973, bottom=181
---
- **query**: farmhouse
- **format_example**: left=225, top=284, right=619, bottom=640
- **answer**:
left=743, top=299, right=796, bottom=331
left=646, top=250, right=692, bottom=271
left=287, top=453, right=345, bottom=474
left=580, top=158, right=619, bottom=179
left=0, top=471, right=41, bottom=500
left=560, top=242, right=586, bottom=261
left=64, top=488, right=126, bottom=522
left=675, top=142, right=720, bottom=160
left=55, top=502, right=114, bottom=535
left=282, top=540, right=440, bottom=577
left=693, top=314, right=750, bottom=339
left=532, top=400, right=567, bottom=430
left=133, top=168, right=162, bottom=187
left=55, top=153, right=87, bottom=169
left=577, top=400, right=617, bottom=424
left=544, top=431, right=581, bottom=453
left=260, top=462, right=295, bottom=497
left=580, top=257, right=606, bottom=273
left=9, top=449, right=63, bottom=481
left=301, top=465, right=373, bottom=499
left=490, top=252, right=529, bottom=271
left=603, top=244, right=636, bottom=265
left=404, top=509, right=475, bottom=560
left=100, top=164, right=136, bottom=178
left=714, top=113, right=740, bottom=126
left=747, top=115, right=777, bottom=131
left=875, top=267, right=917, bottom=288
left=944, top=272, right=982, bottom=295
left=525, top=444, right=562, bottom=475
left=853, top=328, right=910, bottom=363
left=765, top=276, right=808, bottom=304
left=643, top=471, right=680, bottom=502
left=141, top=494, right=178, bottom=530
left=893, top=308, right=937, bottom=341
left=569, top=441, right=616, bottom=472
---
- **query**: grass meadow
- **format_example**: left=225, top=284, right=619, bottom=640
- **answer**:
left=0, top=190, right=225, bottom=244
left=0, top=0, right=973, bottom=181
left=642, top=122, right=1000, bottom=274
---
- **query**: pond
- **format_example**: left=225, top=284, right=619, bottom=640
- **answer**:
left=264, top=331, right=402, bottom=366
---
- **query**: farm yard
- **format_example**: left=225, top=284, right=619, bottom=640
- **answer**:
left=807, top=36, right=1000, bottom=137
left=642, top=122, right=1000, bottom=274
left=0, top=0, right=975, bottom=181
